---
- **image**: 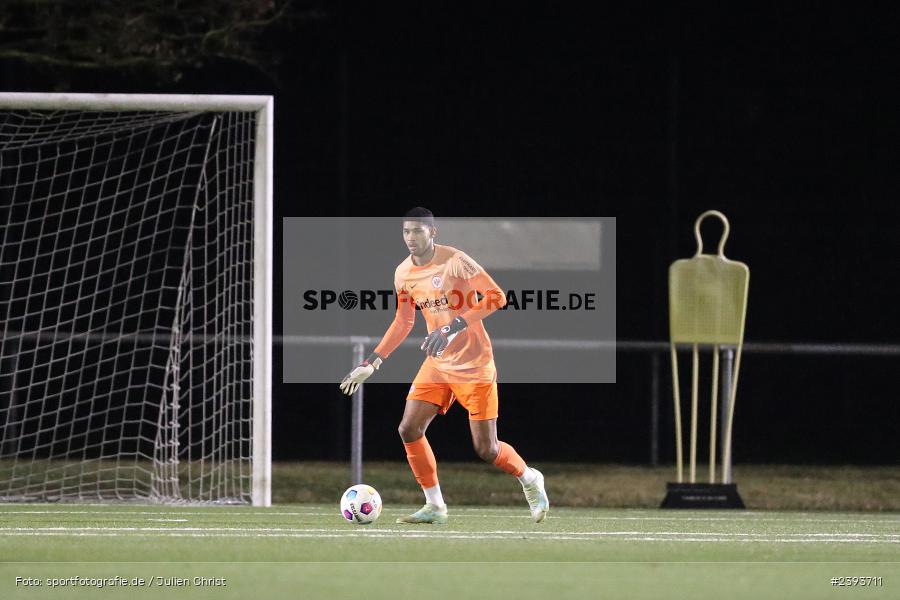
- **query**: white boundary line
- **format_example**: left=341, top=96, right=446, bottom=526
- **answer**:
left=2, top=526, right=899, bottom=544
left=4, top=526, right=900, bottom=536
left=2, top=530, right=898, bottom=544
left=2, top=509, right=898, bottom=525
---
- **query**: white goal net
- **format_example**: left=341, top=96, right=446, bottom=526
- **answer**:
left=0, top=94, right=272, bottom=505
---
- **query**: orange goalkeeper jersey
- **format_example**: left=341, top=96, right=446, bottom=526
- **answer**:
left=374, top=244, right=507, bottom=373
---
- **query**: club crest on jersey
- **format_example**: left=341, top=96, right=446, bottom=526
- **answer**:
left=431, top=276, right=443, bottom=288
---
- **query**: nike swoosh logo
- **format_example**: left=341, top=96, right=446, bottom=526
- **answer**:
left=409, top=283, right=418, bottom=288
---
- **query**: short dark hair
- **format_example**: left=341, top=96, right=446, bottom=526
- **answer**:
left=403, top=207, right=435, bottom=228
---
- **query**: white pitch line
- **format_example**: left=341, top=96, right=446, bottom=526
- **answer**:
left=2, top=531, right=899, bottom=544
left=0, top=510, right=310, bottom=516
left=1, top=509, right=898, bottom=526
left=3, top=526, right=900, bottom=543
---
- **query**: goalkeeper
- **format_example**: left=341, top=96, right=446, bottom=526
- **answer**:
left=340, top=207, right=549, bottom=524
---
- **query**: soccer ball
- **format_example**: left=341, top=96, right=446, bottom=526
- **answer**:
left=340, top=484, right=382, bottom=525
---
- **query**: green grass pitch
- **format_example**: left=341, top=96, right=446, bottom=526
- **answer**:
left=1, top=503, right=898, bottom=599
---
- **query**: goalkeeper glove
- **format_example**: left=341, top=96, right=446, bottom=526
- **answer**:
left=421, top=316, right=467, bottom=357
left=339, top=353, right=383, bottom=395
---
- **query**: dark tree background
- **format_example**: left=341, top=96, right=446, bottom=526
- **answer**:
left=0, top=1, right=313, bottom=85
left=2, top=2, right=898, bottom=465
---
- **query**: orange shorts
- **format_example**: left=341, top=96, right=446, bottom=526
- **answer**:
left=407, top=361, right=499, bottom=421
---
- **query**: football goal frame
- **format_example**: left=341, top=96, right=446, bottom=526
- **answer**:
left=0, top=93, right=273, bottom=506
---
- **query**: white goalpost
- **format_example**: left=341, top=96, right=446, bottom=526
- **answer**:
left=0, top=93, right=272, bottom=505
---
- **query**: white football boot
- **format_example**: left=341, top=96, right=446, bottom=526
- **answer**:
left=396, top=503, right=449, bottom=525
left=521, top=468, right=549, bottom=523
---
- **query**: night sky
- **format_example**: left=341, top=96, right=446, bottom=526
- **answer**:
left=3, top=3, right=898, bottom=464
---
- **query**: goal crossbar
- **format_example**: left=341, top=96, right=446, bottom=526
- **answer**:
left=0, top=92, right=272, bottom=113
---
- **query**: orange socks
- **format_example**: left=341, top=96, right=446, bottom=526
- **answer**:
left=406, top=437, right=526, bottom=488
left=403, top=436, right=439, bottom=489
left=493, top=441, right=527, bottom=477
